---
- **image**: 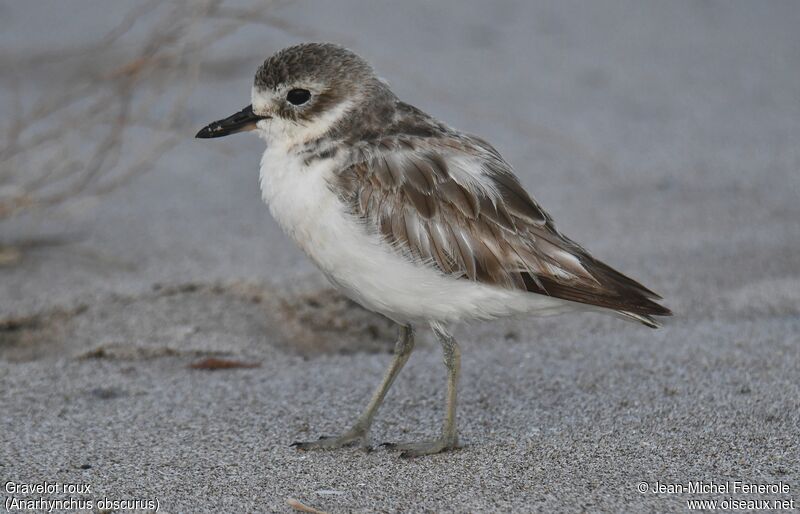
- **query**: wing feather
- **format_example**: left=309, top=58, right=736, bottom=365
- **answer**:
left=330, top=134, right=671, bottom=321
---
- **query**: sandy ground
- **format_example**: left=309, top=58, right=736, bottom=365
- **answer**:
left=1, top=1, right=799, bottom=512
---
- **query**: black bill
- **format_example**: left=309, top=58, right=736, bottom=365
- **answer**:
left=195, top=105, right=268, bottom=139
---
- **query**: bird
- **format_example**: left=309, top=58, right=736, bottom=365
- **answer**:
left=195, top=42, right=671, bottom=457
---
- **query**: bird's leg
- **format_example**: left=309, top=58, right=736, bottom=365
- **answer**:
left=291, top=324, right=415, bottom=451
left=384, top=323, right=461, bottom=457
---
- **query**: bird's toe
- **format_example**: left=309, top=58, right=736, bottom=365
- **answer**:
left=290, top=430, right=368, bottom=451
left=381, top=437, right=459, bottom=457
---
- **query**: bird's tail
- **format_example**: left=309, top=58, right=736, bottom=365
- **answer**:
left=617, top=311, right=663, bottom=329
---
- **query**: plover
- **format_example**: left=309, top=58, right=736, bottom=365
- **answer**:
left=196, top=42, right=671, bottom=457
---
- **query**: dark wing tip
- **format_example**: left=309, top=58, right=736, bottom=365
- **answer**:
left=652, top=302, right=672, bottom=317
left=636, top=298, right=673, bottom=318
left=522, top=267, right=672, bottom=321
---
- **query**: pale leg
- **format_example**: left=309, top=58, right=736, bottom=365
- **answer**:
left=383, top=323, right=460, bottom=457
left=291, top=324, right=415, bottom=450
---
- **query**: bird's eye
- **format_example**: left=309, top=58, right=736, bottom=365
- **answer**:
left=286, top=88, right=311, bottom=105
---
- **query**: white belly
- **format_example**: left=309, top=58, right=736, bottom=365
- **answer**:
left=259, top=148, right=572, bottom=324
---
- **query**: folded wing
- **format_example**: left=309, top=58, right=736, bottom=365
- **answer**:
left=331, top=134, right=671, bottom=325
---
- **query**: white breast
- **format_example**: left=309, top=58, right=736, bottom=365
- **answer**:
left=258, top=144, right=573, bottom=324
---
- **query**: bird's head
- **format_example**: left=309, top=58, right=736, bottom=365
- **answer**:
left=196, top=42, right=381, bottom=143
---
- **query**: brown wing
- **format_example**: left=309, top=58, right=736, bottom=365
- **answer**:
left=331, top=135, right=671, bottom=323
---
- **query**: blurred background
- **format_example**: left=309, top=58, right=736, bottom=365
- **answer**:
left=1, top=1, right=798, bottom=512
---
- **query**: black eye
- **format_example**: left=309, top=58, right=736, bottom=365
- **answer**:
left=286, top=88, right=311, bottom=105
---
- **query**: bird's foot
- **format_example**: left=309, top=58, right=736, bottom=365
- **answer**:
left=381, top=435, right=459, bottom=458
left=291, top=427, right=370, bottom=452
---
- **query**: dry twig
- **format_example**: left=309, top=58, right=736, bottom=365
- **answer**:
left=286, top=498, right=328, bottom=514
left=0, top=0, right=296, bottom=221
